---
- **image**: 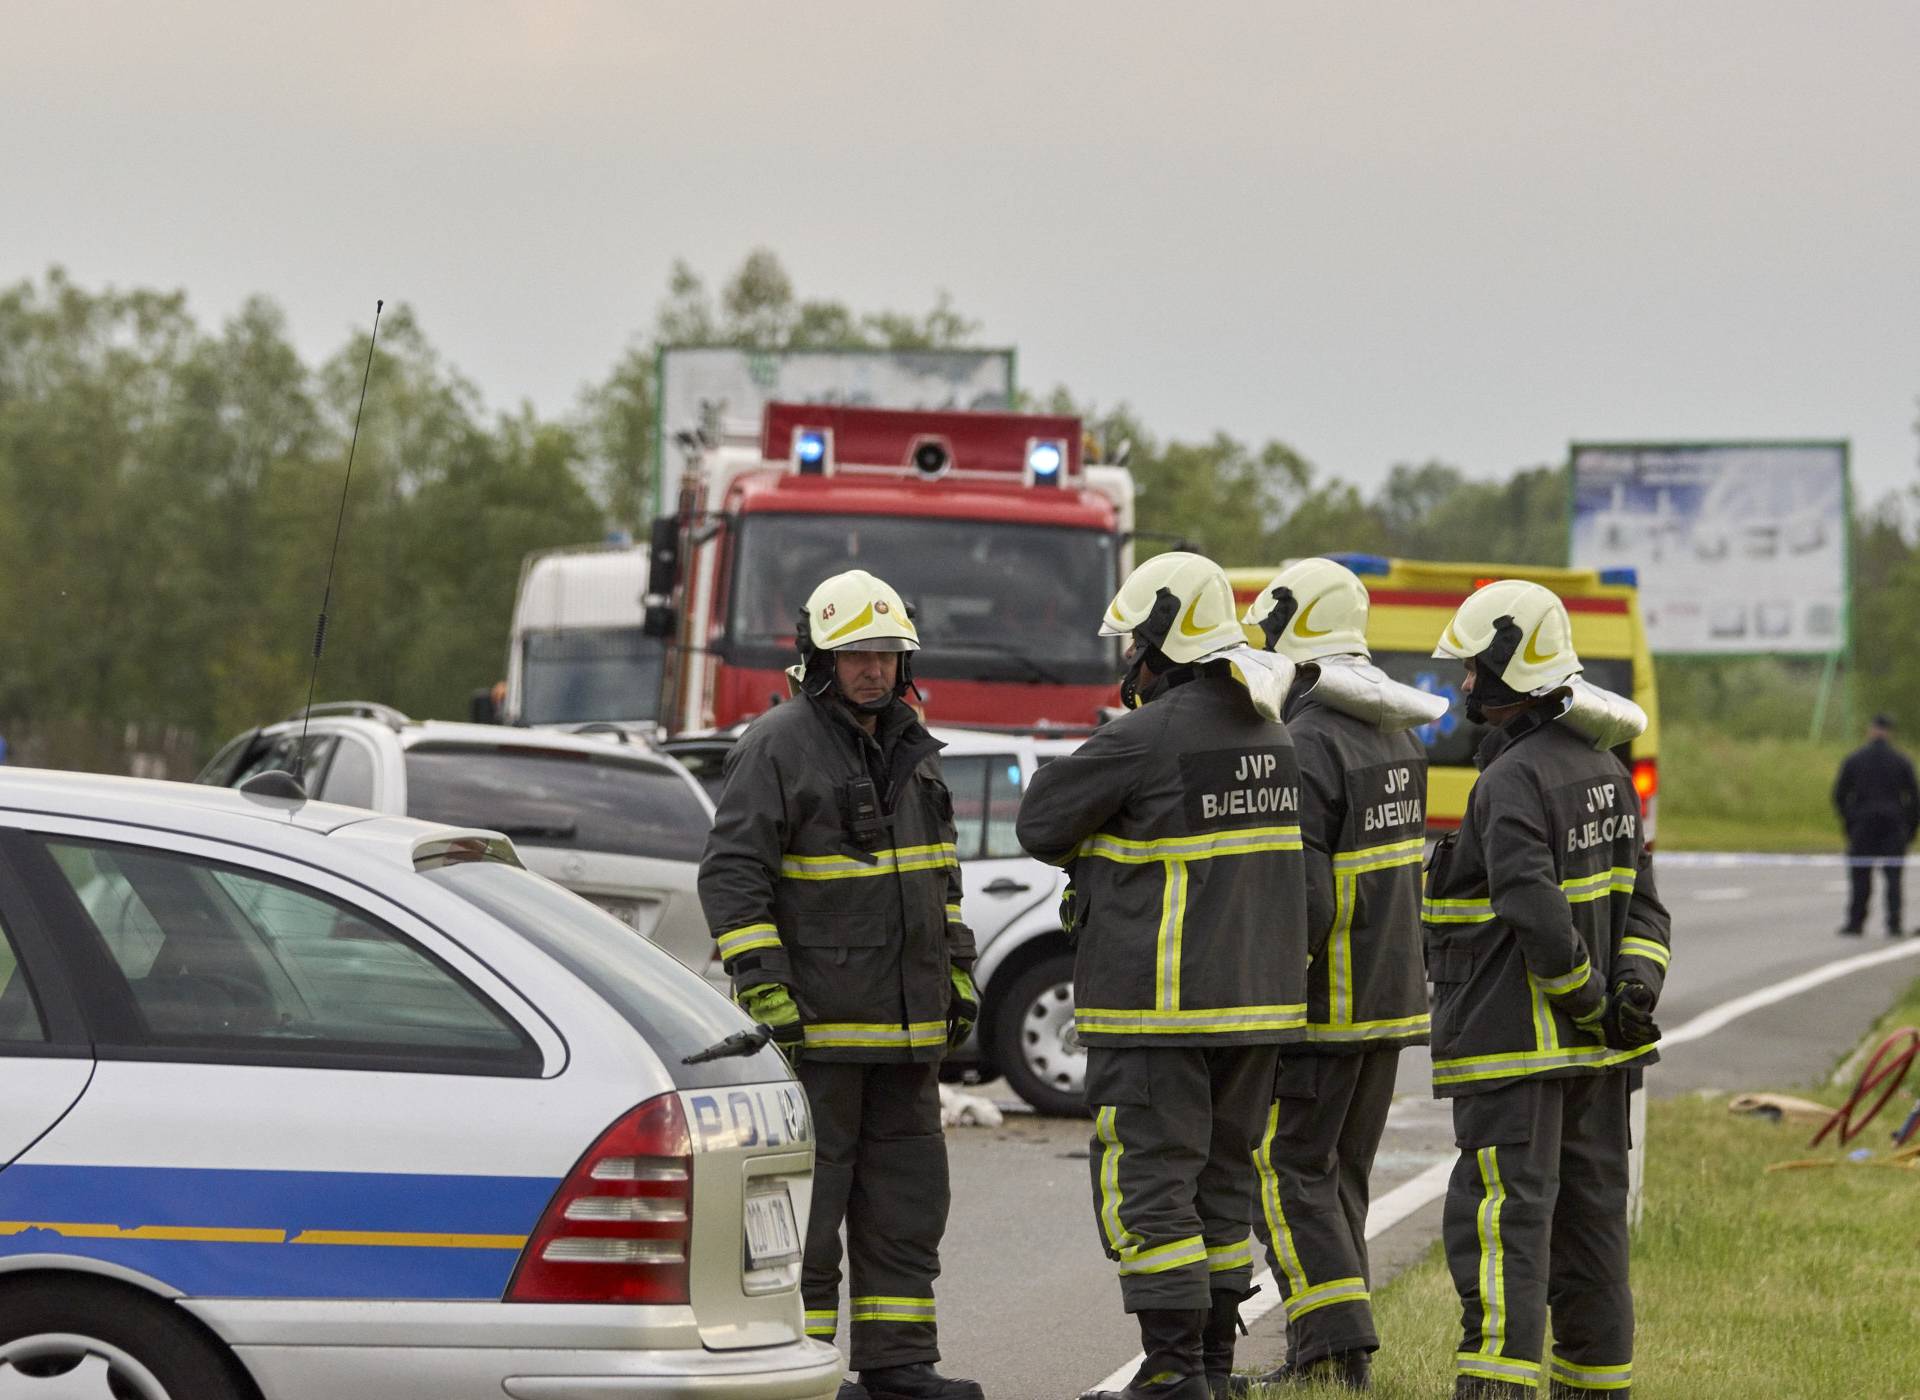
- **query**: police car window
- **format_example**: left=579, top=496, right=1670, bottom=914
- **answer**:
left=319, top=736, right=377, bottom=808
left=985, top=758, right=1025, bottom=859
left=404, top=745, right=709, bottom=863
left=942, top=757, right=988, bottom=860
left=1370, top=653, right=1636, bottom=767
left=231, top=734, right=336, bottom=790
left=42, top=839, right=538, bottom=1073
left=0, top=917, right=47, bottom=1043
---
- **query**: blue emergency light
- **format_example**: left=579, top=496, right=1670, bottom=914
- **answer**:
left=1026, top=439, right=1066, bottom=485
left=1599, top=567, right=1639, bottom=588
left=793, top=428, right=830, bottom=474
left=1328, top=551, right=1391, bottom=576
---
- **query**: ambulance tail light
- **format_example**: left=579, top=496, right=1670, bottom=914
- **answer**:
left=506, top=1093, right=693, bottom=1303
left=1632, top=758, right=1658, bottom=844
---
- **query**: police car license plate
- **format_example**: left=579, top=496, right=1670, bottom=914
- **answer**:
left=745, top=1184, right=800, bottom=1268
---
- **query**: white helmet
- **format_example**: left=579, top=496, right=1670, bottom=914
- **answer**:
left=802, top=570, right=920, bottom=653
left=1432, top=579, right=1581, bottom=694
left=1100, top=551, right=1244, bottom=665
left=1243, top=557, right=1371, bottom=662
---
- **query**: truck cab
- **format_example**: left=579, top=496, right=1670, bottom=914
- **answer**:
left=505, top=544, right=666, bottom=727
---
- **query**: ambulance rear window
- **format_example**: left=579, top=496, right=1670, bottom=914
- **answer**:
left=1372, top=654, right=1636, bottom=767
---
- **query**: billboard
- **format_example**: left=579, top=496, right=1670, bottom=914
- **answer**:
left=1570, top=441, right=1848, bottom=655
left=653, top=347, right=1017, bottom=513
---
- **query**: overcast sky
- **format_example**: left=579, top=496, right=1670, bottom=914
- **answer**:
left=8, top=1, right=1918, bottom=506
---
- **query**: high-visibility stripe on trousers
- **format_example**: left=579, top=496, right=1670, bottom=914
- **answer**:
left=1085, top=1043, right=1279, bottom=1311
left=1442, top=1072, right=1634, bottom=1396
left=1251, top=1048, right=1399, bottom=1367
left=798, top=1060, right=950, bottom=1373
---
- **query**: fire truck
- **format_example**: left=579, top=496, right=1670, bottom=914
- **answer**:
left=644, top=402, right=1135, bottom=734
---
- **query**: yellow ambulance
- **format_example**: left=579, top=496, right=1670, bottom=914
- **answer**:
left=1225, top=554, right=1661, bottom=838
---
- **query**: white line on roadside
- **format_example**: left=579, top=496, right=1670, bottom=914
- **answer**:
left=1084, top=934, right=1920, bottom=1395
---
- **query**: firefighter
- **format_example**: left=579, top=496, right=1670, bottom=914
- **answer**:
left=1230, top=558, right=1448, bottom=1393
left=1016, top=552, right=1310, bottom=1400
left=1422, top=580, right=1672, bottom=1400
left=698, top=568, right=982, bottom=1400
left=1832, top=713, right=1919, bottom=937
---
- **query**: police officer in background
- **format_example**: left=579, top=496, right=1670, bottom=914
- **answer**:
left=1017, top=552, right=1309, bottom=1400
left=1231, top=559, right=1447, bottom=1393
left=1422, top=581, right=1672, bottom=1400
left=698, top=569, right=982, bottom=1400
left=1833, top=713, right=1919, bottom=937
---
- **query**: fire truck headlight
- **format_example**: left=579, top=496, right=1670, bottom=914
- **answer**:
left=1026, top=439, right=1065, bottom=485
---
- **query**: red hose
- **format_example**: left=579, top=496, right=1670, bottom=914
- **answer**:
left=1810, top=1028, right=1920, bottom=1149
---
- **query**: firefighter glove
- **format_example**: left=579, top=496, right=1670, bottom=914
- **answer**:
left=1605, top=977, right=1661, bottom=1049
left=947, top=965, right=979, bottom=1049
left=739, top=982, right=804, bottom=1063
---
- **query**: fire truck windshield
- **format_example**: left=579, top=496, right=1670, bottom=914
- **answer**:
left=727, top=514, right=1120, bottom=684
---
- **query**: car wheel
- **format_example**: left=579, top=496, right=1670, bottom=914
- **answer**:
left=993, top=953, right=1088, bottom=1118
left=0, top=1279, right=250, bottom=1400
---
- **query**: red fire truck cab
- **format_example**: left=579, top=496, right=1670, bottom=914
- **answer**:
left=647, top=402, right=1135, bottom=734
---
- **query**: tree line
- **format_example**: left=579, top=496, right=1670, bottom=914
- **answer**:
left=0, top=255, right=1911, bottom=774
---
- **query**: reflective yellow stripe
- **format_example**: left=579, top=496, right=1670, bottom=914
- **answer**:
left=1562, top=867, right=1637, bottom=904
left=944, top=903, right=963, bottom=921
left=804, top=1308, right=838, bottom=1338
left=1302, top=1013, right=1431, bottom=1043
left=1077, top=1004, right=1307, bottom=1036
left=1254, top=1102, right=1307, bottom=1295
left=1094, top=1107, right=1131, bottom=1254
left=802, top=1021, right=947, bottom=1049
left=1456, top=1352, right=1541, bottom=1388
left=1205, top=1237, right=1253, bottom=1273
left=1619, top=936, right=1670, bottom=969
left=1528, top=975, right=1560, bottom=1052
left=850, top=1295, right=935, bottom=1323
left=1078, top=825, right=1303, bottom=864
left=715, top=922, right=781, bottom=959
left=1531, top=959, right=1591, bottom=997
left=1156, top=860, right=1188, bottom=1011
left=1118, top=1234, right=1207, bottom=1275
left=1432, top=1040, right=1658, bottom=1086
left=1423, top=897, right=1495, bottom=924
left=1476, top=1147, right=1508, bottom=1358
left=1330, top=837, right=1424, bottom=874
left=1285, top=1275, right=1369, bottom=1321
left=1326, top=872, right=1357, bottom=1025
left=0, top=1222, right=524, bottom=1249
left=779, top=844, right=959, bottom=880
left=290, top=1229, right=525, bottom=1249
left=1549, top=1356, right=1632, bottom=1390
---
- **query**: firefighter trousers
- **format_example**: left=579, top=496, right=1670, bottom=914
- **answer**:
left=1444, top=1070, right=1634, bottom=1397
left=1252, top=1048, right=1400, bottom=1366
left=798, top=1059, right=949, bottom=1372
left=1085, top=1043, right=1281, bottom=1311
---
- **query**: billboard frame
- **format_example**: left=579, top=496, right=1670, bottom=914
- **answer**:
left=650, top=344, right=1019, bottom=516
left=1567, top=438, right=1853, bottom=738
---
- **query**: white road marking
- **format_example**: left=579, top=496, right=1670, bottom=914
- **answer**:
left=1084, top=933, right=1920, bottom=1395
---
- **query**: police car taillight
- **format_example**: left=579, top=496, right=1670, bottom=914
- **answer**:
left=506, top=1093, right=693, bottom=1303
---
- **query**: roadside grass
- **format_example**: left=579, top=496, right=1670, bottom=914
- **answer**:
left=1656, top=722, right=1848, bottom=853
left=1255, top=978, right=1920, bottom=1400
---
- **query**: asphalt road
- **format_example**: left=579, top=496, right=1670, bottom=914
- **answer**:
left=911, top=858, right=1920, bottom=1398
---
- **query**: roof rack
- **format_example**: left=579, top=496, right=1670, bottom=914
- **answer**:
left=281, top=701, right=411, bottom=732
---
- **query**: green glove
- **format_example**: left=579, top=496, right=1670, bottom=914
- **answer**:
left=1059, top=881, right=1082, bottom=942
left=947, top=965, right=979, bottom=1049
left=739, top=982, right=804, bottom=1063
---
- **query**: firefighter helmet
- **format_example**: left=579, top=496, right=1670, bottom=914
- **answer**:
left=1099, top=551, right=1244, bottom=665
left=1243, top=557, right=1371, bottom=662
left=1432, top=579, right=1581, bottom=694
left=801, top=570, right=920, bottom=653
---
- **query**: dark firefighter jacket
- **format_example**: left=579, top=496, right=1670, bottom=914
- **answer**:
left=1832, top=737, right=1920, bottom=857
left=1422, top=709, right=1671, bottom=1096
left=1015, top=669, right=1309, bottom=1048
left=697, top=691, right=972, bottom=1062
left=1288, top=692, right=1431, bottom=1052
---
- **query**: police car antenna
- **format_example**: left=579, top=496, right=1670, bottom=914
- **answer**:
left=294, top=299, right=384, bottom=782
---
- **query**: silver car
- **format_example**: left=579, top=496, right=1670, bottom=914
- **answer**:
left=0, top=765, right=837, bottom=1399
left=198, top=704, right=721, bottom=980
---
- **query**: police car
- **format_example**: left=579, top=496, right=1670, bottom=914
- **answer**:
left=0, top=767, right=839, bottom=1400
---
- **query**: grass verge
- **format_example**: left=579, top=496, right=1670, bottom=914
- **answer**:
left=1656, top=722, right=1849, bottom=853
left=1256, top=978, right=1920, bottom=1398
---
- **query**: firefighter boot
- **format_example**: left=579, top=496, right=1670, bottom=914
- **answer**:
left=1550, top=1386, right=1629, bottom=1400
left=1454, top=1379, right=1533, bottom=1399
left=838, top=1382, right=872, bottom=1400
left=1231, top=1350, right=1372, bottom=1393
left=1201, top=1290, right=1248, bottom=1398
left=860, top=1363, right=983, bottom=1400
left=1080, top=1309, right=1210, bottom=1400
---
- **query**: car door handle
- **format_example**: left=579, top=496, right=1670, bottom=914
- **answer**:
left=983, top=878, right=1032, bottom=896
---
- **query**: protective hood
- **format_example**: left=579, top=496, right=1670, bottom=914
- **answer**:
left=1206, top=644, right=1298, bottom=723
left=1298, top=654, right=1450, bottom=734
left=1556, top=677, right=1649, bottom=751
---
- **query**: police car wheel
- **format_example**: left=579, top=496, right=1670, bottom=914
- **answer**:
left=0, top=1278, right=247, bottom=1400
left=993, top=953, right=1088, bottom=1118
